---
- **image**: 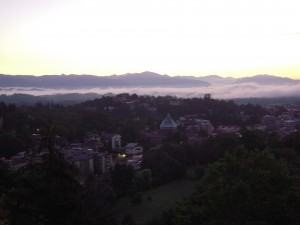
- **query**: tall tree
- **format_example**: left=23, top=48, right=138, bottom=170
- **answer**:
left=1, top=124, right=117, bottom=225
left=173, top=146, right=300, bottom=225
left=112, top=163, right=135, bottom=197
left=2, top=125, right=81, bottom=225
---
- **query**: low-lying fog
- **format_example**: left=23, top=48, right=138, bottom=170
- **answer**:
left=1, top=82, right=300, bottom=99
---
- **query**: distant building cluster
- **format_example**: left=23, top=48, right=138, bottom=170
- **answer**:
left=261, top=114, right=300, bottom=137
left=3, top=97, right=300, bottom=185
left=140, top=113, right=214, bottom=145
left=3, top=130, right=144, bottom=184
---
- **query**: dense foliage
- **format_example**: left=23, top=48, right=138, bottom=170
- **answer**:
left=0, top=128, right=117, bottom=225
left=172, top=147, right=300, bottom=225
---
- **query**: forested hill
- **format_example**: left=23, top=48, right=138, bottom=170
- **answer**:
left=2, top=93, right=300, bottom=106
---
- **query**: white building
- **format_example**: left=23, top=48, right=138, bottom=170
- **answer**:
left=101, top=132, right=122, bottom=150
left=125, top=143, right=143, bottom=155
left=112, top=134, right=121, bottom=150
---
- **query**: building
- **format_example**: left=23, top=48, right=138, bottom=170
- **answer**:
left=63, top=148, right=94, bottom=176
left=216, top=125, right=240, bottom=134
left=126, top=155, right=142, bottom=170
left=246, top=124, right=266, bottom=131
left=261, top=115, right=282, bottom=131
left=101, top=132, right=121, bottom=150
left=160, top=114, right=177, bottom=130
left=186, top=134, right=207, bottom=144
left=143, top=103, right=158, bottom=113
left=139, top=131, right=165, bottom=145
left=179, top=116, right=214, bottom=136
left=124, top=143, right=143, bottom=155
left=196, top=119, right=214, bottom=135
left=94, top=153, right=112, bottom=175
left=63, top=148, right=112, bottom=177
left=112, top=134, right=121, bottom=150
left=83, top=133, right=103, bottom=151
left=72, top=154, right=94, bottom=176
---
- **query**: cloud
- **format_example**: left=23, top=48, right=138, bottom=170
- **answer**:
left=1, top=83, right=300, bottom=99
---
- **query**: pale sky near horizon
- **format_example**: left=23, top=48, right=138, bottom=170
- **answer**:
left=1, top=0, right=300, bottom=78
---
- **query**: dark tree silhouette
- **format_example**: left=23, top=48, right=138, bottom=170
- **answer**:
left=173, top=146, right=300, bottom=225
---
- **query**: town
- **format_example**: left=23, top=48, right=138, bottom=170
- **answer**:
left=2, top=94, right=300, bottom=178
left=1, top=94, right=300, bottom=224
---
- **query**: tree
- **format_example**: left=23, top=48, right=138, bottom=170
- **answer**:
left=196, top=133, right=240, bottom=164
left=1, top=124, right=118, bottom=225
left=112, top=163, right=135, bottom=197
left=122, top=214, right=136, bottom=225
left=3, top=162, right=81, bottom=225
left=1, top=125, right=82, bottom=225
left=79, top=182, right=118, bottom=225
left=142, top=150, right=186, bottom=185
left=0, top=161, right=14, bottom=225
left=0, top=132, right=25, bottom=158
left=283, top=131, right=300, bottom=153
left=135, top=169, right=152, bottom=191
left=241, top=129, right=266, bottom=151
left=173, top=146, right=300, bottom=225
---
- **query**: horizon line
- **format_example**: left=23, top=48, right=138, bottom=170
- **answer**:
left=0, top=71, right=297, bottom=80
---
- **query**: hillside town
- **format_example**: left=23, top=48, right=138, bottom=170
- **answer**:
left=2, top=94, right=300, bottom=183
left=2, top=94, right=300, bottom=225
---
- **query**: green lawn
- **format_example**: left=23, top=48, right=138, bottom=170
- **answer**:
left=116, top=178, right=198, bottom=224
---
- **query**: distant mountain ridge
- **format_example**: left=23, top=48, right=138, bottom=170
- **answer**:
left=0, top=72, right=299, bottom=88
left=198, top=75, right=237, bottom=85
left=234, top=75, right=300, bottom=85
left=0, top=71, right=210, bottom=88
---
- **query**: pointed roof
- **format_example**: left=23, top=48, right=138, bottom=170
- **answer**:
left=160, top=113, right=177, bottom=129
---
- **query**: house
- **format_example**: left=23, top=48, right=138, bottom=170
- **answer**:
left=140, top=131, right=165, bottom=145
left=83, top=133, right=103, bottom=150
left=196, top=119, right=214, bottom=135
left=63, top=148, right=112, bottom=176
left=125, top=143, right=143, bottom=155
left=216, top=125, right=240, bottom=134
left=261, top=115, right=282, bottom=131
left=179, top=116, right=214, bottom=136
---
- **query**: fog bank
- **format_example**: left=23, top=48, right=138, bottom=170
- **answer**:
left=1, top=82, right=300, bottom=99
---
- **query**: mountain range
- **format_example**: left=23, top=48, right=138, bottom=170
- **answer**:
left=0, top=71, right=299, bottom=88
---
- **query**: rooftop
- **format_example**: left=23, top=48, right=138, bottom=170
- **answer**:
left=160, top=113, right=177, bottom=129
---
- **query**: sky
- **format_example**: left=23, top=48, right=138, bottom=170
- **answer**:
left=1, top=0, right=300, bottom=78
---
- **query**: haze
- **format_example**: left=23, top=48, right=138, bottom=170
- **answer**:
left=1, top=0, right=300, bottom=78
left=2, top=82, right=300, bottom=99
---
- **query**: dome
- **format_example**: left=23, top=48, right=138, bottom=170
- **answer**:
left=160, top=114, right=177, bottom=130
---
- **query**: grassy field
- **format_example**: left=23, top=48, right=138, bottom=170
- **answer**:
left=115, top=177, right=198, bottom=224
